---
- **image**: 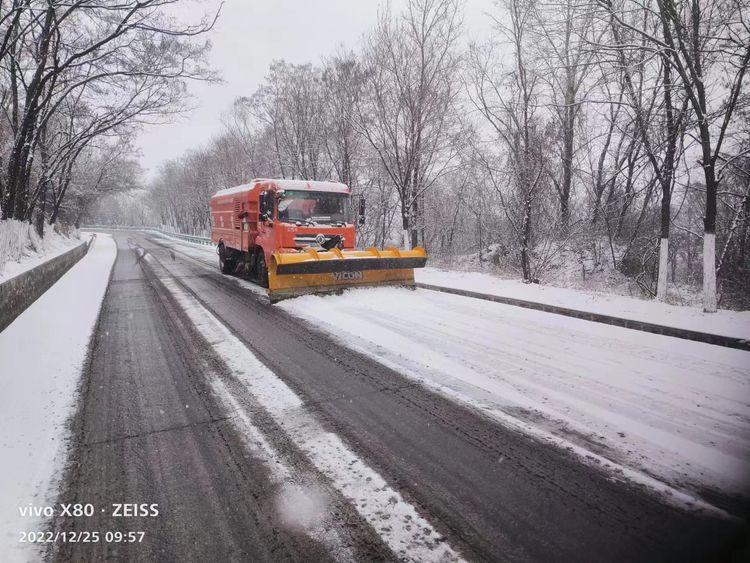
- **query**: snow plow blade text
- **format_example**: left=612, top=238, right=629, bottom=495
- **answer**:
left=268, top=247, right=427, bottom=302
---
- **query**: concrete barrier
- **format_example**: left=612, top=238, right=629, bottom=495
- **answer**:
left=0, top=237, right=92, bottom=333
left=417, top=282, right=750, bottom=352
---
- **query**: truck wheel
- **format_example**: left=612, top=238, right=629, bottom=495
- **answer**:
left=219, top=246, right=235, bottom=274
left=255, top=252, right=269, bottom=288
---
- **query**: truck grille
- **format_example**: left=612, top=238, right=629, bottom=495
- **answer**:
left=294, top=234, right=334, bottom=247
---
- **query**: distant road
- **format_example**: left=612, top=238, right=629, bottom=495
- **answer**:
left=53, top=231, right=746, bottom=561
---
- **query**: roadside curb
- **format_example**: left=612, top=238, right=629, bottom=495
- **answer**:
left=416, top=282, right=750, bottom=352
left=0, top=235, right=94, bottom=333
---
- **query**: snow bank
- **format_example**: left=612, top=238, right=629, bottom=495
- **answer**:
left=417, top=268, right=750, bottom=340
left=280, top=287, right=750, bottom=510
left=0, top=233, right=117, bottom=561
left=0, top=220, right=81, bottom=282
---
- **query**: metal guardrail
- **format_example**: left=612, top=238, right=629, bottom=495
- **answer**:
left=81, top=225, right=212, bottom=246
left=162, top=232, right=212, bottom=246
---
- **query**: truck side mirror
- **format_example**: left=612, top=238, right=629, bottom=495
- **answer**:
left=358, top=197, right=365, bottom=226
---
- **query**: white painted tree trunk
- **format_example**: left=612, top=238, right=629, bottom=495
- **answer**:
left=656, top=237, right=669, bottom=301
left=702, top=232, right=717, bottom=313
left=402, top=229, right=411, bottom=250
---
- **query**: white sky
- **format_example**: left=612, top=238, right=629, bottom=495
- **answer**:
left=136, top=0, right=496, bottom=180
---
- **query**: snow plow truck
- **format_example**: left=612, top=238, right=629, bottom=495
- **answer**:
left=210, top=179, right=427, bottom=302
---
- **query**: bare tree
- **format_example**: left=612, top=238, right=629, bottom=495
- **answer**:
left=223, top=100, right=283, bottom=179
left=321, top=53, right=366, bottom=188
left=533, top=0, right=598, bottom=230
left=245, top=61, right=329, bottom=180
left=356, top=0, right=464, bottom=249
left=469, top=0, right=555, bottom=281
left=599, top=0, right=750, bottom=311
left=64, top=141, right=141, bottom=227
left=599, top=2, right=691, bottom=300
left=0, top=0, right=217, bottom=227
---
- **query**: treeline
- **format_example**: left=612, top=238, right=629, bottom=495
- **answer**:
left=104, top=0, right=748, bottom=310
left=0, top=1, right=217, bottom=234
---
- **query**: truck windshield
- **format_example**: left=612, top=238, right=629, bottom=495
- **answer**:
left=277, top=190, right=350, bottom=224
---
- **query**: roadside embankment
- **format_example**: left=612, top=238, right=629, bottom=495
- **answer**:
left=0, top=237, right=92, bottom=333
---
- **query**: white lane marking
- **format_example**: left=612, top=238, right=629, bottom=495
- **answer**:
left=148, top=260, right=462, bottom=562
left=209, top=378, right=356, bottom=562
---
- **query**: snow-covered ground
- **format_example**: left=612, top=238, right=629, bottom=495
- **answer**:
left=280, top=287, right=750, bottom=511
left=0, top=220, right=83, bottom=282
left=417, top=268, right=750, bottom=340
left=0, top=233, right=117, bottom=561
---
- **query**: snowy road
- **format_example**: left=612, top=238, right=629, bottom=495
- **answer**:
left=282, top=288, right=750, bottom=510
left=43, top=230, right=746, bottom=561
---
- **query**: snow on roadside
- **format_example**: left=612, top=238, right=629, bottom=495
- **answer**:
left=0, top=220, right=83, bottom=283
left=0, top=233, right=117, bottom=562
left=417, top=267, right=750, bottom=340
left=280, top=287, right=750, bottom=511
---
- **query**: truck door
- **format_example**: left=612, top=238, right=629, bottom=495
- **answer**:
left=256, top=190, right=276, bottom=250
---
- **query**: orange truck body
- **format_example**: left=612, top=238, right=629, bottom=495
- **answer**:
left=209, top=178, right=427, bottom=301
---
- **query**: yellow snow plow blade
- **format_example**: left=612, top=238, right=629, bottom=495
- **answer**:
left=268, top=247, right=427, bottom=302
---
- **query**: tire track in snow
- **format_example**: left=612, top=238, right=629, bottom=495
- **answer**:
left=207, top=377, right=358, bottom=562
left=144, top=254, right=463, bottom=562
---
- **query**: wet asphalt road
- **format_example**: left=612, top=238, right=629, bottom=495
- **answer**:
left=52, top=231, right=747, bottom=561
